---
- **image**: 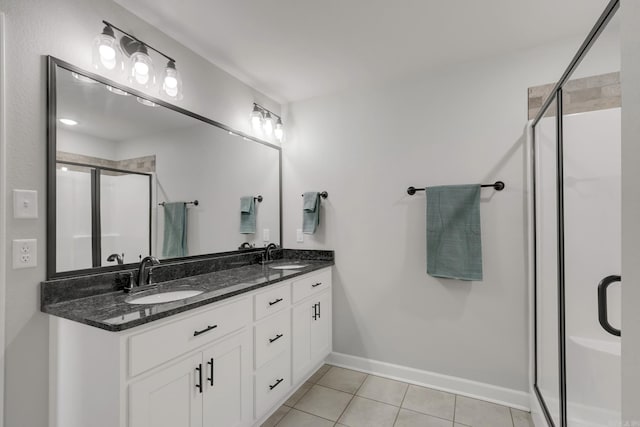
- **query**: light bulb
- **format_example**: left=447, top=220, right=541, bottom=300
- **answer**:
left=161, top=61, right=183, bottom=100
left=263, top=111, right=274, bottom=135
left=274, top=118, right=284, bottom=141
left=251, top=105, right=263, bottom=129
left=92, top=25, right=121, bottom=72
left=60, top=166, right=69, bottom=172
left=128, top=44, right=154, bottom=88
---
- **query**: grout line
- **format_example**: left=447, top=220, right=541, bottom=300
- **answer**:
left=453, top=394, right=458, bottom=425
left=509, top=407, right=516, bottom=427
left=333, top=372, right=369, bottom=425
left=391, top=383, right=410, bottom=427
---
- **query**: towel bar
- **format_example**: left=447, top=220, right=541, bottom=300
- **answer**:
left=158, top=200, right=199, bottom=206
left=407, top=181, right=505, bottom=195
left=300, top=191, right=328, bottom=199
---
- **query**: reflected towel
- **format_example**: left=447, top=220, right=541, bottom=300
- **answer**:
left=240, top=196, right=256, bottom=234
left=162, top=202, right=187, bottom=258
left=302, top=192, right=320, bottom=234
left=426, top=185, right=483, bottom=281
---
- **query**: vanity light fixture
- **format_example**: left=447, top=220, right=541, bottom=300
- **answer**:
left=250, top=103, right=284, bottom=141
left=106, top=85, right=130, bottom=96
left=59, top=118, right=78, bottom=126
left=93, top=21, right=183, bottom=99
left=136, top=97, right=158, bottom=107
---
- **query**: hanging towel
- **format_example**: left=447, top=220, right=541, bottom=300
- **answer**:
left=302, top=192, right=320, bottom=234
left=426, top=185, right=483, bottom=281
left=162, top=202, right=187, bottom=258
left=240, top=196, right=256, bottom=234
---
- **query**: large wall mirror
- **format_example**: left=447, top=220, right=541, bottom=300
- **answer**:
left=47, top=57, right=281, bottom=278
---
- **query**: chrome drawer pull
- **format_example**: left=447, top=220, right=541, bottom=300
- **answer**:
left=269, top=378, right=284, bottom=390
left=269, top=333, right=284, bottom=343
left=193, top=324, right=218, bottom=337
left=268, top=298, right=283, bottom=306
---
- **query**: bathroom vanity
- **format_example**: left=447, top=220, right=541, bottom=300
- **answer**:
left=44, top=258, right=333, bottom=427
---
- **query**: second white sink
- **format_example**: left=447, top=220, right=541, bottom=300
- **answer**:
left=269, top=264, right=308, bottom=270
left=126, top=290, right=203, bottom=305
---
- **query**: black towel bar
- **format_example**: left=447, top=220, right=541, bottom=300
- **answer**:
left=301, top=191, right=328, bottom=199
left=158, top=200, right=199, bottom=206
left=407, top=181, right=505, bottom=195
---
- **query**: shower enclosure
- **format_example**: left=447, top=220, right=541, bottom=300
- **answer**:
left=531, top=1, right=621, bottom=426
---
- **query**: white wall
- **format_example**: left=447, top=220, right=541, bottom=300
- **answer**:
left=0, top=0, right=280, bottom=425
left=620, top=0, right=640, bottom=424
left=282, top=33, right=620, bottom=394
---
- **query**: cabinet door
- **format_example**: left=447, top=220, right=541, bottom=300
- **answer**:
left=202, top=331, right=252, bottom=427
left=129, top=353, right=203, bottom=427
left=311, top=290, right=331, bottom=361
left=292, top=303, right=313, bottom=383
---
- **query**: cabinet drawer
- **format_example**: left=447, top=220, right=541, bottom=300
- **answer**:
left=292, top=269, right=331, bottom=303
left=255, top=309, right=290, bottom=369
left=255, top=352, right=291, bottom=417
left=129, top=298, right=251, bottom=377
left=254, top=283, right=291, bottom=321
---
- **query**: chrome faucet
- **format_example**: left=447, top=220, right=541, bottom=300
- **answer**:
left=263, top=243, right=279, bottom=264
left=136, top=256, right=160, bottom=286
left=107, top=253, right=124, bottom=265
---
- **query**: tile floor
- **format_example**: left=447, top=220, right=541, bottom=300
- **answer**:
left=261, top=365, right=534, bottom=427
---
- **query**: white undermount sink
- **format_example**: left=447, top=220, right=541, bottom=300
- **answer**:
left=269, top=264, right=308, bottom=270
left=126, top=290, right=203, bottom=305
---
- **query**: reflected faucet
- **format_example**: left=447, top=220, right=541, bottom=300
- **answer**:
left=136, top=256, right=160, bottom=286
left=238, top=242, right=254, bottom=250
left=107, top=253, right=124, bottom=265
left=263, top=243, right=279, bottom=264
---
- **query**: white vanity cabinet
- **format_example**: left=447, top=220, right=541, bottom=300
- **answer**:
left=50, top=267, right=332, bottom=427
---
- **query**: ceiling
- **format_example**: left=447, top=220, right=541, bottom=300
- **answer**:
left=115, top=0, right=609, bottom=103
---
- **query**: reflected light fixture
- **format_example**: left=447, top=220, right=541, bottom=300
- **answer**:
left=106, top=85, right=130, bottom=96
left=94, top=20, right=183, bottom=99
left=136, top=97, right=158, bottom=107
left=250, top=103, right=284, bottom=141
left=60, top=166, right=69, bottom=172
left=59, top=118, right=78, bottom=126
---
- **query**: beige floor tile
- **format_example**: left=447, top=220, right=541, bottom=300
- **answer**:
left=511, top=408, right=534, bottom=427
left=356, top=375, right=408, bottom=406
left=276, top=408, right=334, bottom=427
left=401, top=385, right=455, bottom=420
left=317, top=366, right=367, bottom=393
left=260, top=405, right=290, bottom=427
left=394, top=409, right=453, bottom=427
left=308, top=364, right=332, bottom=383
left=338, top=396, right=399, bottom=427
left=294, top=384, right=353, bottom=421
left=284, top=381, right=313, bottom=407
left=454, top=396, right=512, bottom=427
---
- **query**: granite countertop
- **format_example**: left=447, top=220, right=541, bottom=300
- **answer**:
left=42, top=259, right=333, bottom=332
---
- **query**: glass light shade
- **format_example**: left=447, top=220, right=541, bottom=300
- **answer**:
left=128, top=47, right=155, bottom=88
left=274, top=119, right=284, bottom=141
left=92, top=26, right=121, bottom=72
left=263, top=111, right=274, bottom=135
left=251, top=106, right=263, bottom=129
left=161, top=61, right=183, bottom=100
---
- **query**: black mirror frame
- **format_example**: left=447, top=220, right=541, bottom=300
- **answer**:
left=46, top=56, right=283, bottom=279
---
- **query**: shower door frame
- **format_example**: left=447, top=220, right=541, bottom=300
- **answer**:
left=531, top=1, right=620, bottom=426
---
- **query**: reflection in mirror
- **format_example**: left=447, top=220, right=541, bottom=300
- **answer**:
left=52, top=59, right=281, bottom=276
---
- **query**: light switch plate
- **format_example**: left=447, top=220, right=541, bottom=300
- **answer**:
left=263, top=229, right=270, bottom=242
left=13, top=189, right=38, bottom=219
left=13, top=239, right=37, bottom=269
left=296, top=229, right=304, bottom=243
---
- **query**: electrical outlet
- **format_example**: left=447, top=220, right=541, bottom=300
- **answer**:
left=296, top=229, right=304, bottom=243
left=13, top=239, right=37, bottom=269
left=263, top=228, right=270, bottom=242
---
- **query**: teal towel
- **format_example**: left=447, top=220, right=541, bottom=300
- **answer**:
left=426, top=185, right=483, bottom=281
left=162, top=202, right=187, bottom=258
left=240, top=196, right=256, bottom=234
left=302, top=192, right=320, bottom=234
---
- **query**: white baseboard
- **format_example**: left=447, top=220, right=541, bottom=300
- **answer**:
left=327, top=352, right=530, bottom=411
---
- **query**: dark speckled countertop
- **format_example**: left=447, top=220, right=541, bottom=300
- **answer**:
left=42, top=258, right=333, bottom=332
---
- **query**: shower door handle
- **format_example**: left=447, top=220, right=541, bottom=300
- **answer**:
left=597, top=275, right=621, bottom=337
